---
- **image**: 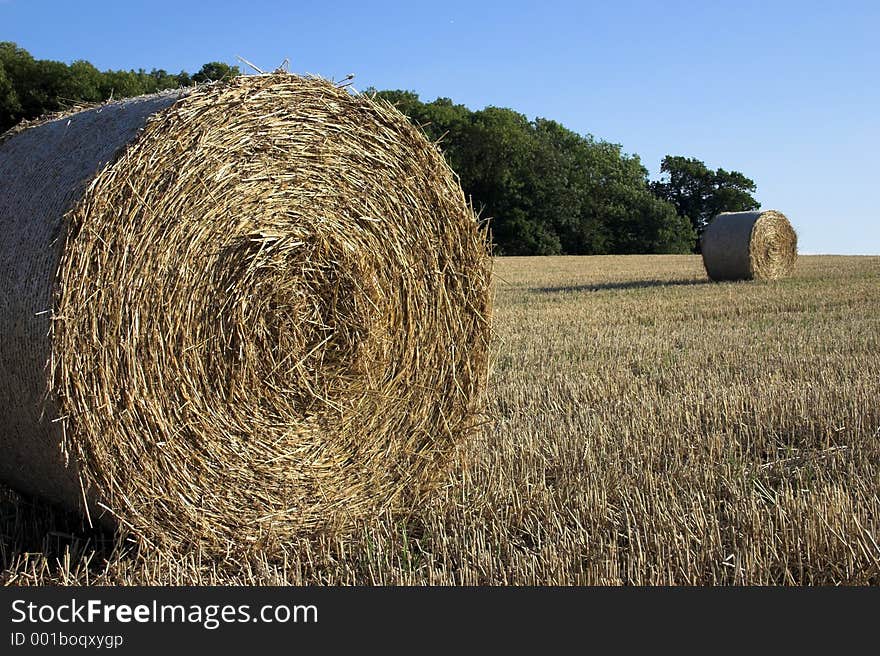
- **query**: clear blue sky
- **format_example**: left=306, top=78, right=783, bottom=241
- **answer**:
left=3, top=0, right=878, bottom=254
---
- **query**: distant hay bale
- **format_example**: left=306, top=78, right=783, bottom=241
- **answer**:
left=701, top=210, right=797, bottom=281
left=0, top=74, right=492, bottom=555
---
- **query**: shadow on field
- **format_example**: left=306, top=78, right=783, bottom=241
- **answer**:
left=532, top=278, right=709, bottom=294
left=0, top=485, right=125, bottom=578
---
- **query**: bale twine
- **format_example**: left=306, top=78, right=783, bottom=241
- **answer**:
left=701, top=210, right=797, bottom=281
left=0, top=74, right=492, bottom=555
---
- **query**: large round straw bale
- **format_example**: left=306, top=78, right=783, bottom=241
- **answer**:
left=0, top=74, right=492, bottom=555
left=701, top=210, right=797, bottom=281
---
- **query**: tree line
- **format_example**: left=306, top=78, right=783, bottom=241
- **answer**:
left=0, top=42, right=759, bottom=255
left=0, top=42, right=239, bottom=131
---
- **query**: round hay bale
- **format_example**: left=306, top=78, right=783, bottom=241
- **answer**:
left=700, top=210, right=797, bottom=281
left=0, top=74, right=492, bottom=555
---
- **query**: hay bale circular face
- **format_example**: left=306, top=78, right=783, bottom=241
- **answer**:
left=701, top=210, right=797, bottom=281
left=0, top=74, right=492, bottom=554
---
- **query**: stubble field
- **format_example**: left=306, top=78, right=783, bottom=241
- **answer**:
left=3, top=254, right=879, bottom=584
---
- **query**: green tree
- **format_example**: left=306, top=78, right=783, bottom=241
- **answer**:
left=192, top=62, right=240, bottom=83
left=376, top=88, right=695, bottom=255
left=528, top=121, right=694, bottom=255
left=651, top=155, right=760, bottom=244
left=0, top=43, right=212, bottom=132
left=371, top=90, right=472, bottom=177
left=147, top=68, right=192, bottom=91
left=99, top=69, right=147, bottom=99
left=0, top=42, right=41, bottom=125
left=0, top=61, right=21, bottom=130
left=68, top=60, right=104, bottom=102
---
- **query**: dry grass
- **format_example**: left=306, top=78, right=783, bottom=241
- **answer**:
left=3, top=254, right=879, bottom=585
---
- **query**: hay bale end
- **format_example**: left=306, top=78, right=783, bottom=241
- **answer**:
left=0, top=74, right=492, bottom=555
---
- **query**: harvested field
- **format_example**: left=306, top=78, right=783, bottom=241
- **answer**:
left=2, top=254, right=879, bottom=585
